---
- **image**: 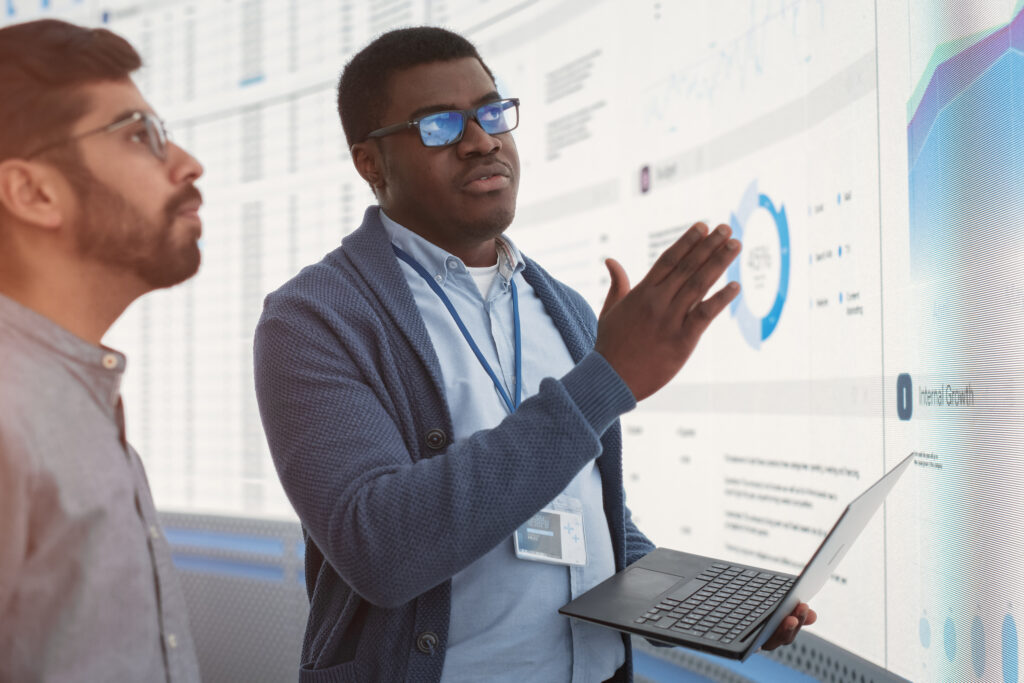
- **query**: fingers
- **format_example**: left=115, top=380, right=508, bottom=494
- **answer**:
left=685, top=281, right=740, bottom=335
left=647, top=222, right=734, bottom=286
left=669, top=230, right=741, bottom=315
left=792, top=603, right=812, bottom=624
left=669, top=223, right=735, bottom=287
left=761, top=604, right=815, bottom=651
left=764, top=615, right=799, bottom=650
left=761, top=615, right=798, bottom=650
left=643, top=222, right=741, bottom=320
left=644, top=222, right=709, bottom=286
left=600, top=258, right=631, bottom=318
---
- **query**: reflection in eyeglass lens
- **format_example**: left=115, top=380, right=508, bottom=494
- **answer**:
left=421, top=111, right=463, bottom=145
left=479, top=103, right=506, bottom=130
left=415, top=99, right=518, bottom=147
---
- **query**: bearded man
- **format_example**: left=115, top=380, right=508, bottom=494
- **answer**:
left=0, top=19, right=205, bottom=683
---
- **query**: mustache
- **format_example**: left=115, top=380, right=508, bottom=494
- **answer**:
left=165, top=185, right=203, bottom=218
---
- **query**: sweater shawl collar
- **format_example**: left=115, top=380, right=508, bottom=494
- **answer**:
left=341, top=206, right=597, bottom=366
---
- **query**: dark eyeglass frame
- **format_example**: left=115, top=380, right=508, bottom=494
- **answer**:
left=363, top=97, right=520, bottom=148
left=24, top=110, right=169, bottom=162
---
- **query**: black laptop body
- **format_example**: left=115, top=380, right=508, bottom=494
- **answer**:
left=559, top=453, right=914, bottom=660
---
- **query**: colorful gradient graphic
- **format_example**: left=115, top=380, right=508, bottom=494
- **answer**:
left=908, top=7, right=1024, bottom=281
left=907, top=6, right=1024, bottom=682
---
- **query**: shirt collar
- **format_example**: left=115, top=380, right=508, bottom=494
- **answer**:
left=379, top=207, right=524, bottom=286
left=0, top=292, right=126, bottom=409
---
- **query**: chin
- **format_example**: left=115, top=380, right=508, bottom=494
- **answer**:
left=139, top=245, right=201, bottom=289
left=469, top=202, right=516, bottom=237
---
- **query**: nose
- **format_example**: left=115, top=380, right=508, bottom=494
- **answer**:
left=167, top=141, right=204, bottom=184
left=456, top=117, right=501, bottom=158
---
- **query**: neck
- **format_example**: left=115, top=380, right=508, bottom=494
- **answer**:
left=0, top=255, right=145, bottom=345
left=450, top=239, right=499, bottom=267
left=395, top=219, right=499, bottom=266
left=378, top=206, right=503, bottom=267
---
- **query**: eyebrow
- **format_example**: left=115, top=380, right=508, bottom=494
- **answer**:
left=406, top=91, right=502, bottom=121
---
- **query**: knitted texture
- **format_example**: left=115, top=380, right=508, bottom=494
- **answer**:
left=254, top=207, right=654, bottom=682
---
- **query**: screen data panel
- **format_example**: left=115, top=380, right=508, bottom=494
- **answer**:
left=4, top=1, right=1023, bottom=680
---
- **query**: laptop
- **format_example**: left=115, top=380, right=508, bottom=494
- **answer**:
left=559, top=453, right=914, bottom=661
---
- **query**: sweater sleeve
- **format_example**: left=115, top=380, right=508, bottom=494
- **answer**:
left=624, top=503, right=656, bottom=565
left=254, top=298, right=636, bottom=609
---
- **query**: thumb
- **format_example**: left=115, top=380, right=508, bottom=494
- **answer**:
left=600, top=258, right=631, bottom=318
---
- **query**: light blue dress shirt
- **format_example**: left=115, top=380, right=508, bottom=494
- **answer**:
left=380, top=210, right=625, bottom=683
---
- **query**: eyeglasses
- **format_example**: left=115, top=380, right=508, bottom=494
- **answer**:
left=25, top=111, right=170, bottom=162
left=365, top=97, right=520, bottom=148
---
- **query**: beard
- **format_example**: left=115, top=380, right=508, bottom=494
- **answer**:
left=67, top=165, right=202, bottom=289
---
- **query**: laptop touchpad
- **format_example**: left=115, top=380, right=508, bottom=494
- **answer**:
left=620, top=567, right=681, bottom=598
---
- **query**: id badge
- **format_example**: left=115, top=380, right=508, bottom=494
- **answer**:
left=513, top=496, right=586, bottom=566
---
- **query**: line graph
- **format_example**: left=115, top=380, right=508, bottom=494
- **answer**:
left=639, top=0, right=826, bottom=135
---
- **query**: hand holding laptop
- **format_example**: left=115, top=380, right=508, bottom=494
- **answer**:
left=761, top=602, right=817, bottom=650
left=560, top=454, right=913, bottom=661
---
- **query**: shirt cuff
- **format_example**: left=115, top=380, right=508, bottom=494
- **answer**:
left=559, top=350, right=637, bottom=436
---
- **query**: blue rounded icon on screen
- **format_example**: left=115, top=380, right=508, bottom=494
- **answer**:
left=920, top=616, right=931, bottom=648
left=972, top=615, right=986, bottom=677
left=1004, top=614, right=1018, bottom=683
left=897, top=373, right=913, bottom=421
left=945, top=617, right=957, bottom=662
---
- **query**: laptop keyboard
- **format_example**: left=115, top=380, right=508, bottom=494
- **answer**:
left=632, top=563, right=795, bottom=644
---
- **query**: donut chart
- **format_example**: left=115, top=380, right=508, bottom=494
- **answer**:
left=727, top=181, right=791, bottom=350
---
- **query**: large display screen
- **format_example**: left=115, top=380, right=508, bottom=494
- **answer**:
left=5, top=1, right=1022, bottom=680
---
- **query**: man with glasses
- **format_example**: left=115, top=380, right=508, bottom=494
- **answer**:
left=254, top=26, right=814, bottom=682
left=0, top=20, right=203, bottom=682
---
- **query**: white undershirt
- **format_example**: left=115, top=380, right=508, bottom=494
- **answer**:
left=466, top=263, right=499, bottom=299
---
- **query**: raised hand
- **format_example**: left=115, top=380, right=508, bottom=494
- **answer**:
left=595, top=222, right=741, bottom=401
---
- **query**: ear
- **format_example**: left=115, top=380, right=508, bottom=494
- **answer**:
left=0, top=160, right=67, bottom=231
left=350, top=141, right=385, bottom=193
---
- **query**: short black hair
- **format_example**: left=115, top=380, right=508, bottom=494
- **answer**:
left=337, top=26, right=495, bottom=148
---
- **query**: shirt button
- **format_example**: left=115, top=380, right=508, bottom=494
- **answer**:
left=425, top=429, right=447, bottom=450
left=102, top=354, right=118, bottom=370
left=416, top=631, right=439, bottom=654
left=149, top=525, right=160, bottom=540
left=167, top=633, right=178, bottom=649
left=434, top=274, right=443, bottom=283
left=447, top=259, right=458, bottom=270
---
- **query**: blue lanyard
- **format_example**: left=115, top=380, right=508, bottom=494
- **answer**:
left=392, top=244, right=522, bottom=413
